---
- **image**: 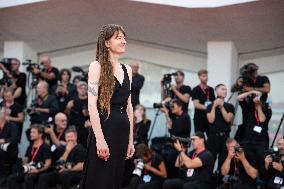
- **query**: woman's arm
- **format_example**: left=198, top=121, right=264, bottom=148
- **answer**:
left=125, top=64, right=135, bottom=159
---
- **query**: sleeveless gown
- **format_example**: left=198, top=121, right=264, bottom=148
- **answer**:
left=80, top=64, right=131, bottom=189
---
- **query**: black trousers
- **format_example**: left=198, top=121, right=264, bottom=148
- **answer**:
left=206, top=133, right=229, bottom=171
left=163, top=178, right=211, bottom=189
left=37, top=170, right=83, bottom=189
left=7, top=172, right=40, bottom=189
left=127, top=176, right=164, bottom=189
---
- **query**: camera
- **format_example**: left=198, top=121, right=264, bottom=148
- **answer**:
left=266, top=147, right=282, bottom=163
left=0, top=58, right=13, bottom=72
left=0, top=142, right=11, bottom=152
left=234, top=146, right=244, bottom=153
left=22, top=59, right=41, bottom=73
left=223, top=175, right=239, bottom=184
left=132, top=159, right=145, bottom=177
left=231, top=63, right=258, bottom=93
left=161, top=72, right=178, bottom=86
left=22, top=161, right=44, bottom=173
left=26, top=99, right=38, bottom=115
left=171, top=135, right=191, bottom=148
left=72, top=66, right=88, bottom=82
left=55, top=159, right=74, bottom=171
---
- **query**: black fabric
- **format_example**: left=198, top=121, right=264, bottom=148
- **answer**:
left=206, top=102, right=235, bottom=133
left=179, top=150, right=214, bottom=185
left=0, top=101, right=23, bottom=141
left=68, top=95, right=88, bottom=127
left=144, top=153, right=164, bottom=182
left=192, top=85, right=216, bottom=119
left=127, top=175, right=164, bottom=189
left=227, top=150, right=257, bottom=187
left=29, top=95, right=59, bottom=124
left=248, top=75, right=270, bottom=102
left=40, top=67, right=59, bottom=91
left=134, top=119, right=151, bottom=145
left=25, top=143, right=51, bottom=164
left=15, top=72, right=27, bottom=106
left=0, top=122, right=19, bottom=144
left=266, top=162, right=284, bottom=189
left=170, top=112, right=191, bottom=138
left=51, top=82, right=77, bottom=98
left=172, top=85, right=191, bottom=113
left=55, top=94, right=70, bottom=113
left=131, top=73, right=145, bottom=108
left=80, top=63, right=131, bottom=189
left=239, top=100, right=272, bottom=142
left=66, top=144, right=86, bottom=165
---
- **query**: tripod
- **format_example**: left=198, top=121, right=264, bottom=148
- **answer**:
left=270, top=113, right=284, bottom=148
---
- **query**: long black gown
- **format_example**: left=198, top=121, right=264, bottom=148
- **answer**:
left=80, top=64, right=131, bottom=189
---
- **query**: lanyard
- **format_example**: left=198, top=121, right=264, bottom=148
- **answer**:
left=199, top=85, right=209, bottom=100
left=57, top=130, right=65, bottom=140
left=192, top=149, right=205, bottom=159
left=31, top=143, right=42, bottom=162
left=254, top=110, right=260, bottom=125
left=233, top=158, right=239, bottom=176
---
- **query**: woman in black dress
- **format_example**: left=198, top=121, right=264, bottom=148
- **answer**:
left=80, top=24, right=135, bottom=189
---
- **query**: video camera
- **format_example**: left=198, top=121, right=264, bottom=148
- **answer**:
left=72, top=66, right=88, bottom=82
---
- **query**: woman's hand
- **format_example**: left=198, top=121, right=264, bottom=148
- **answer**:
left=126, top=143, right=135, bottom=160
left=96, top=138, right=110, bottom=161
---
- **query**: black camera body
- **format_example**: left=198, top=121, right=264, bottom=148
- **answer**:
left=266, top=147, right=282, bottom=163
left=26, top=99, right=38, bottom=115
left=171, top=135, right=191, bottom=148
left=234, top=146, right=244, bottom=153
left=22, top=60, right=41, bottom=73
left=22, top=161, right=44, bottom=173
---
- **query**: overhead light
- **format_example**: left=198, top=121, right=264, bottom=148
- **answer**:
left=130, top=0, right=257, bottom=8
left=0, top=0, right=46, bottom=9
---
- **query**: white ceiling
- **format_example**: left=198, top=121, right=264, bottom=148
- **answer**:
left=0, top=0, right=284, bottom=57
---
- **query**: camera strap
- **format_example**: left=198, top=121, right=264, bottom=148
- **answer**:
left=31, top=143, right=42, bottom=162
left=199, top=85, right=209, bottom=100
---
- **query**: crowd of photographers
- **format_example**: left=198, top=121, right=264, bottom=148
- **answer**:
left=0, top=55, right=281, bottom=189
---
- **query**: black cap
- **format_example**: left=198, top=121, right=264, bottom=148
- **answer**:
left=192, top=131, right=205, bottom=140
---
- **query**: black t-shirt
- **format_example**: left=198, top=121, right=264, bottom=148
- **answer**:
left=180, top=149, right=214, bottom=184
left=172, top=85, right=191, bottom=112
left=41, top=67, right=59, bottom=90
left=207, top=102, right=235, bottom=133
left=25, top=143, right=51, bottom=164
left=30, top=95, right=59, bottom=124
left=134, top=120, right=151, bottom=145
left=239, top=100, right=272, bottom=142
left=15, top=72, right=27, bottom=105
left=0, top=122, right=18, bottom=145
left=192, top=85, right=216, bottom=119
left=131, top=73, right=145, bottom=108
left=266, top=162, right=284, bottom=188
left=143, top=153, right=164, bottom=181
left=66, top=144, right=86, bottom=165
left=69, top=96, right=88, bottom=127
left=227, top=151, right=257, bottom=186
left=170, top=112, right=191, bottom=138
left=0, top=101, right=23, bottom=126
left=55, top=94, right=70, bottom=113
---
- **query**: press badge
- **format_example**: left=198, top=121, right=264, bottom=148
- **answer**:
left=204, top=100, right=212, bottom=108
left=274, top=176, right=283, bottom=184
left=253, top=125, right=262, bottom=133
left=186, top=169, right=194, bottom=177
left=143, top=175, right=151, bottom=183
left=50, top=144, right=56, bottom=152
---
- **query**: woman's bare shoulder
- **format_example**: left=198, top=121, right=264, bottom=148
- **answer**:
left=89, top=61, right=101, bottom=70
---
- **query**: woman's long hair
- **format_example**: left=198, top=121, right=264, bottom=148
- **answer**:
left=96, top=24, right=126, bottom=117
left=134, top=104, right=148, bottom=125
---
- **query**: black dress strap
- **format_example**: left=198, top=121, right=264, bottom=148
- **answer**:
left=121, top=64, right=129, bottom=82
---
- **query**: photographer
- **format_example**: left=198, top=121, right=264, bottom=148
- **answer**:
left=54, top=84, right=72, bottom=112
left=237, top=90, right=272, bottom=178
left=29, top=81, right=59, bottom=124
left=221, top=138, right=258, bottom=189
left=163, top=132, right=214, bottom=189
left=52, top=68, right=77, bottom=98
left=232, top=63, right=270, bottom=102
left=7, top=124, right=52, bottom=189
left=0, top=109, right=18, bottom=184
left=161, top=99, right=191, bottom=138
left=37, top=127, right=86, bottom=189
left=0, top=58, right=27, bottom=105
left=192, top=69, right=216, bottom=135
left=161, top=70, right=191, bottom=115
left=130, top=62, right=145, bottom=108
left=265, top=138, right=284, bottom=189
left=44, top=113, right=68, bottom=159
left=127, top=143, right=167, bottom=189
left=65, top=81, right=89, bottom=147
left=206, top=84, right=235, bottom=170
left=0, top=88, right=24, bottom=141
left=31, top=55, right=59, bottom=92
